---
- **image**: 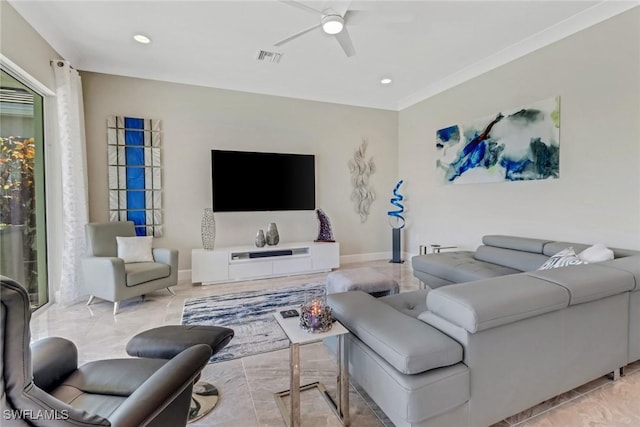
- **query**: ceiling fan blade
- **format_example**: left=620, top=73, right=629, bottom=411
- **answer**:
left=344, top=10, right=414, bottom=25
left=274, top=23, right=322, bottom=46
left=279, top=0, right=324, bottom=16
left=329, top=0, right=352, bottom=17
left=334, top=26, right=355, bottom=57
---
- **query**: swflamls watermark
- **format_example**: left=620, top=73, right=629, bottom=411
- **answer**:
left=3, top=409, right=70, bottom=421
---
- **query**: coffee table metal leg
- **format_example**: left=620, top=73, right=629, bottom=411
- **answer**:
left=339, top=334, right=350, bottom=426
left=291, top=342, right=301, bottom=427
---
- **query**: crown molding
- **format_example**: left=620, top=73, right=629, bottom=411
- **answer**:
left=397, top=1, right=640, bottom=111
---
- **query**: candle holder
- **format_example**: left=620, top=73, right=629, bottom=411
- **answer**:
left=299, top=297, right=333, bottom=333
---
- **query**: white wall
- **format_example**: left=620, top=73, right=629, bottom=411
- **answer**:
left=81, top=72, right=399, bottom=270
left=399, top=8, right=640, bottom=254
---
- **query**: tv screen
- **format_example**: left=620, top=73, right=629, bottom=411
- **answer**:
left=211, top=150, right=316, bottom=212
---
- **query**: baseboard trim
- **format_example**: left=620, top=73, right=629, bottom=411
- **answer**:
left=178, top=269, right=192, bottom=283
left=340, top=251, right=411, bottom=265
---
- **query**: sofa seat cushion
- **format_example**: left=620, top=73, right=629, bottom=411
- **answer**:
left=328, top=291, right=462, bottom=374
left=125, top=262, right=170, bottom=286
left=426, top=274, right=570, bottom=333
left=347, top=335, right=469, bottom=424
left=412, top=251, right=521, bottom=284
left=327, top=267, right=399, bottom=297
left=379, top=290, right=429, bottom=318
left=526, top=263, right=635, bottom=305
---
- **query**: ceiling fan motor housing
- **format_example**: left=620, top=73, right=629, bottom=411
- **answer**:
left=321, top=15, right=344, bottom=34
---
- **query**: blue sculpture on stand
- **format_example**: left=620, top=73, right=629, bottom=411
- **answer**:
left=387, top=180, right=406, bottom=263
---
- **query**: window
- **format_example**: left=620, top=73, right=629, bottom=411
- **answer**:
left=0, top=68, right=48, bottom=310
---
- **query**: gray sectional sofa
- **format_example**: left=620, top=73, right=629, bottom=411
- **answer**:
left=327, top=235, right=640, bottom=427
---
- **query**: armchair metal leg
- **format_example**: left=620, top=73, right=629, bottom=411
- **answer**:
left=167, top=287, right=176, bottom=296
left=87, top=295, right=95, bottom=306
left=113, top=302, right=120, bottom=315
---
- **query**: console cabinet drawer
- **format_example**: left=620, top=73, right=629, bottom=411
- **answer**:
left=273, top=257, right=312, bottom=275
left=229, top=261, right=273, bottom=279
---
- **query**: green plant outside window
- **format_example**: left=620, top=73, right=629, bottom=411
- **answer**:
left=0, top=68, right=48, bottom=310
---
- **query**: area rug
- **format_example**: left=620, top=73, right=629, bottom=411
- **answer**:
left=181, top=282, right=326, bottom=362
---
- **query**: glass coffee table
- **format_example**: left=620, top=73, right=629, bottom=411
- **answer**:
left=273, top=308, right=350, bottom=427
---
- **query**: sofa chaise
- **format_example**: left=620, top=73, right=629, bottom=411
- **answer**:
left=327, top=235, right=640, bottom=427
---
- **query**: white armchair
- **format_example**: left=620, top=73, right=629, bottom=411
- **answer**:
left=81, top=221, right=178, bottom=314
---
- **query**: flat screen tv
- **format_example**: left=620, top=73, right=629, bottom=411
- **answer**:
left=211, top=149, right=316, bottom=212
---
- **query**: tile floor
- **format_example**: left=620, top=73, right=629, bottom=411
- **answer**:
left=30, top=260, right=640, bottom=427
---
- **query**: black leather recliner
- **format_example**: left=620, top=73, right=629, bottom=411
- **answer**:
left=0, top=275, right=212, bottom=426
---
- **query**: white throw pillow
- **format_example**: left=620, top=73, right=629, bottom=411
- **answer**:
left=116, top=236, right=154, bottom=263
left=538, top=247, right=587, bottom=270
left=578, top=243, right=614, bottom=263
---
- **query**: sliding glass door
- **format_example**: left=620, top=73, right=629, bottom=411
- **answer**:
left=0, top=68, right=48, bottom=310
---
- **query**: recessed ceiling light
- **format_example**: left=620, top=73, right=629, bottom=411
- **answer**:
left=380, top=77, right=392, bottom=85
left=133, top=34, right=151, bottom=44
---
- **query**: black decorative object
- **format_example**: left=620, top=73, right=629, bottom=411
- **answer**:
left=315, top=208, right=335, bottom=242
left=266, top=222, right=279, bottom=246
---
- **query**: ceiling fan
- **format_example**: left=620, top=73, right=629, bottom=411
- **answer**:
left=274, top=0, right=359, bottom=57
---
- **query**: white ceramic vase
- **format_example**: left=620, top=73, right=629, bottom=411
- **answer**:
left=201, top=208, right=216, bottom=250
left=255, top=229, right=266, bottom=247
left=266, top=222, right=279, bottom=246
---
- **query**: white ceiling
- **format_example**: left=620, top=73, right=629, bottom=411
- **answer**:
left=8, top=1, right=638, bottom=110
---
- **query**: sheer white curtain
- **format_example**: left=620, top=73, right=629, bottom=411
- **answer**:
left=52, top=60, right=89, bottom=305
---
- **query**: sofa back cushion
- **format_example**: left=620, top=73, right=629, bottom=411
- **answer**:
left=527, top=263, right=636, bottom=304
left=543, top=241, right=639, bottom=259
left=543, top=241, right=590, bottom=257
left=474, top=246, right=550, bottom=272
left=426, top=274, right=570, bottom=333
left=597, top=255, right=640, bottom=291
left=482, top=235, right=552, bottom=253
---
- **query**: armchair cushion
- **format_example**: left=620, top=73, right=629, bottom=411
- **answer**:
left=116, top=236, right=154, bottom=263
left=125, top=262, right=171, bottom=286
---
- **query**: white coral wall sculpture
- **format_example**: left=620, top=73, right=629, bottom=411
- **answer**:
left=348, top=138, right=376, bottom=222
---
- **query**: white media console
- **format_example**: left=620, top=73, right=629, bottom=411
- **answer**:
left=191, top=241, right=340, bottom=285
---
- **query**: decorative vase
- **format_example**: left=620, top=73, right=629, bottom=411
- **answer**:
left=315, top=208, right=335, bottom=242
left=255, top=229, right=266, bottom=248
left=266, top=222, right=279, bottom=246
left=201, top=208, right=216, bottom=250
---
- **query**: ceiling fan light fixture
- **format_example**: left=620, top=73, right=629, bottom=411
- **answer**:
left=321, top=15, right=344, bottom=35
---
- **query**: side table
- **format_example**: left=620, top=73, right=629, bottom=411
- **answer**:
left=431, top=244, right=457, bottom=253
left=273, top=309, right=350, bottom=427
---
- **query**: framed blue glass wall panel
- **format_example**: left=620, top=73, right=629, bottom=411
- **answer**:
left=107, top=116, right=162, bottom=236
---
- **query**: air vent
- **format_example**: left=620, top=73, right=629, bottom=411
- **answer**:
left=256, top=50, right=282, bottom=63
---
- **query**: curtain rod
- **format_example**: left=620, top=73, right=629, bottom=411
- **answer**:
left=50, top=60, right=75, bottom=70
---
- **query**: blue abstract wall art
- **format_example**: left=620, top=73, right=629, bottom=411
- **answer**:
left=436, top=97, right=560, bottom=184
left=107, top=116, right=163, bottom=236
